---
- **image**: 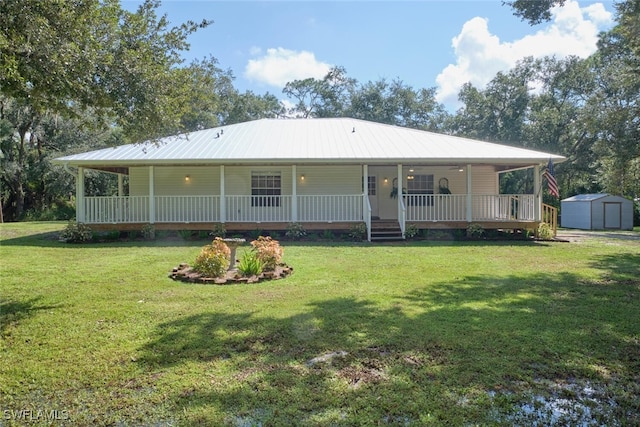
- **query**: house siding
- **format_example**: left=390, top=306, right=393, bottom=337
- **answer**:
left=297, top=165, right=361, bottom=195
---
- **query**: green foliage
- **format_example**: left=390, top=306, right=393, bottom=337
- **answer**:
left=179, top=230, right=194, bottom=240
left=59, top=221, right=93, bottom=243
left=2, top=222, right=640, bottom=425
left=285, top=222, right=307, bottom=240
left=210, top=223, right=226, bottom=238
left=237, top=251, right=264, bottom=277
left=537, top=222, right=555, bottom=241
left=404, top=223, right=420, bottom=239
left=466, top=223, right=486, bottom=239
left=141, top=224, right=155, bottom=240
left=321, top=230, right=336, bottom=240
left=348, top=223, right=367, bottom=241
left=250, top=236, right=283, bottom=271
left=193, top=238, right=231, bottom=278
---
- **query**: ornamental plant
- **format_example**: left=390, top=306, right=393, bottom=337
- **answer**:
left=238, top=251, right=264, bottom=277
left=59, top=221, right=93, bottom=243
left=192, top=238, right=231, bottom=278
left=251, top=236, right=283, bottom=271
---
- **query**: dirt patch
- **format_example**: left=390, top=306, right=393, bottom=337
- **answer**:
left=169, top=263, right=293, bottom=285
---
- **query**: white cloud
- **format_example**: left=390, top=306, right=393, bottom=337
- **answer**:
left=244, top=47, right=332, bottom=88
left=435, top=0, right=613, bottom=107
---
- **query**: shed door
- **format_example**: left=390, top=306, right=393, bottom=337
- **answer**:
left=603, top=202, right=622, bottom=229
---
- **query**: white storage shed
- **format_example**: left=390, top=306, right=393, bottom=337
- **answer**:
left=561, top=194, right=633, bottom=230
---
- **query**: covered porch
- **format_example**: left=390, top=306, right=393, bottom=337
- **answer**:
left=73, top=162, right=546, bottom=241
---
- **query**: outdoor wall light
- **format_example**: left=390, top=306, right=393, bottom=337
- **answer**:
left=384, top=177, right=388, bottom=183
left=185, top=175, right=190, bottom=182
left=300, top=174, right=305, bottom=181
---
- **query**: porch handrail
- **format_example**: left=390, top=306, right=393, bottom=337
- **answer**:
left=399, top=196, right=406, bottom=237
left=542, top=203, right=558, bottom=236
left=84, top=196, right=149, bottom=223
left=363, top=194, right=372, bottom=241
left=297, top=194, right=362, bottom=222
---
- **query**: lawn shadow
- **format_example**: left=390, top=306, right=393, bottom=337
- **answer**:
left=137, top=271, right=639, bottom=425
left=0, top=297, right=63, bottom=335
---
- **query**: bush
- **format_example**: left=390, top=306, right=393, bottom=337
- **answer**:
left=210, top=223, right=226, bottom=238
left=285, top=222, right=307, bottom=240
left=466, top=223, right=485, bottom=239
left=59, top=221, right=93, bottom=243
left=251, top=236, right=283, bottom=270
left=537, top=222, right=555, bottom=240
left=238, top=251, right=264, bottom=276
left=404, top=223, right=420, bottom=239
left=348, top=223, right=367, bottom=241
left=141, top=224, right=155, bottom=240
left=193, top=238, right=231, bottom=278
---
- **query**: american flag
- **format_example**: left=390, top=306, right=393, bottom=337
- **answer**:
left=544, top=159, right=559, bottom=198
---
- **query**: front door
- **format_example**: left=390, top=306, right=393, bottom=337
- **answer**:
left=368, top=166, right=399, bottom=220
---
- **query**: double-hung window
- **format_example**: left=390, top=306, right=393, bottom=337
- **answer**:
left=251, top=172, right=281, bottom=207
left=407, top=174, right=434, bottom=206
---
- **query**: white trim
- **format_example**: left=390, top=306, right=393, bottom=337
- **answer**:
left=219, top=165, right=226, bottom=223
left=149, top=166, right=155, bottom=224
left=466, top=164, right=472, bottom=222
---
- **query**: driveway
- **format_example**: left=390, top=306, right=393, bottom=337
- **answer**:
left=556, top=229, right=640, bottom=243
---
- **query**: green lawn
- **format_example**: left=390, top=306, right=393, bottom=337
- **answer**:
left=1, top=222, right=638, bottom=426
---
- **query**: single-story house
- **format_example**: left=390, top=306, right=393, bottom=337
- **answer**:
left=561, top=194, right=633, bottom=230
left=53, top=118, right=566, bottom=240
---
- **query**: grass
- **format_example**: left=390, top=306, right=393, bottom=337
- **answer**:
left=1, top=222, right=639, bottom=426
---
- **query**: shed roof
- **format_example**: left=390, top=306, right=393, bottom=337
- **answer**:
left=562, top=194, right=631, bottom=203
left=54, top=118, right=565, bottom=168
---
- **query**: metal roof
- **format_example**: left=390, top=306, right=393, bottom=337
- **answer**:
left=53, top=118, right=566, bottom=167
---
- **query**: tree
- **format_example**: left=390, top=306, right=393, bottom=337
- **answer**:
left=0, top=0, right=216, bottom=219
left=282, top=66, right=355, bottom=118
left=503, top=0, right=566, bottom=25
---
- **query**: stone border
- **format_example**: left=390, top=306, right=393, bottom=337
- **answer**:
left=169, top=263, right=293, bottom=285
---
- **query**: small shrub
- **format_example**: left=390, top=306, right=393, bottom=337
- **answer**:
left=179, top=230, right=194, bottom=240
left=404, top=223, right=420, bottom=239
left=348, top=223, right=367, bottom=241
left=466, top=223, right=485, bottom=239
left=59, top=221, right=93, bottom=243
left=210, top=223, right=226, bottom=238
left=251, top=236, right=283, bottom=270
left=285, top=222, right=307, bottom=240
left=238, top=251, right=264, bottom=276
left=321, top=230, right=335, bottom=240
left=537, top=222, right=555, bottom=240
left=193, top=238, right=231, bottom=278
left=141, top=224, right=155, bottom=240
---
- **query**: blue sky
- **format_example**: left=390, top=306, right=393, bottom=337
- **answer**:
left=123, top=1, right=615, bottom=110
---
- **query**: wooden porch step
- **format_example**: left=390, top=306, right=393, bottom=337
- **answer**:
left=370, top=220, right=403, bottom=241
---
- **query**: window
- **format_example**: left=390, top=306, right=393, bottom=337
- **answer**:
left=368, top=176, right=376, bottom=196
left=251, top=172, right=281, bottom=207
left=407, top=174, right=434, bottom=206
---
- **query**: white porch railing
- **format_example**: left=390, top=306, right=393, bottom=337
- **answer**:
left=405, top=194, right=535, bottom=222
left=405, top=194, right=467, bottom=221
left=472, top=194, right=535, bottom=221
left=84, top=196, right=149, bottom=223
left=298, top=195, right=362, bottom=222
left=226, top=195, right=292, bottom=222
left=82, top=194, right=536, bottom=224
left=156, top=196, right=220, bottom=223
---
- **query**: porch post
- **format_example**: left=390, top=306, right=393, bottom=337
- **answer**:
left=76, top=167, right=85, bottom=222
left=397, top=163, right=405, bottom=236
left=219, top=165, right=226, bottom=223
left=363, top=164, right=371, bottom=241
left=534, top=164, right=541, bottom=221
left=148, top=166, right=155, bottom=224
left=291, top=165, right=298, bottom=222
left=466, top=164, right=472, bottom=222
left=117, top=174, right=124, bottom=197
